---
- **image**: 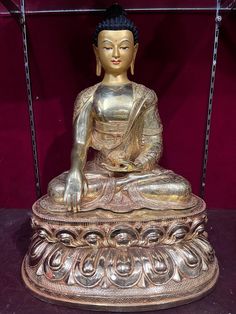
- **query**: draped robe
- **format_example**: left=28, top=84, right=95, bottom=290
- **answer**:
left=48, top=82, right=196, bottom=213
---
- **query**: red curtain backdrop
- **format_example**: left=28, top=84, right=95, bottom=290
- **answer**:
left=0, top=15, right=36, bottom=208
left=0, top=2, right=235, bottom=209
left=204, top=12, right=236, bottom=209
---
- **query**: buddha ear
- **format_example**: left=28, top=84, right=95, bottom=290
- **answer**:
left=93, top=44, right=102, bottom=76
left=130, top=43, right=139, bottom=76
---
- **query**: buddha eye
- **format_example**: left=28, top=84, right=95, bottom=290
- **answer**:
left=120, top=47, right=129, bottom=50
left=103, top=47, right=112, bottom=50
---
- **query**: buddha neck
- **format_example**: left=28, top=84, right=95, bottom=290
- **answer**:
left=102, top=72, right=131, bottom=86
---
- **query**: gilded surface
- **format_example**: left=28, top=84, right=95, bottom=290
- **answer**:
left=48, top=82, right=194, bottom=213
left=46, top=29, right=194, bottom=213
left=22, top=197, right=219, bottom=310
left=25, top=236, right=216, bottom=289
left=31, top=195, right=206, bottom=248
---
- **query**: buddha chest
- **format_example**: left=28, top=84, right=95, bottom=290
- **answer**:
left=93, top=83, right=133, bottom=121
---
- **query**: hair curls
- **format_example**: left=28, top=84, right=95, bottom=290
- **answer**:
left=93, top=4, right=139, bottom=46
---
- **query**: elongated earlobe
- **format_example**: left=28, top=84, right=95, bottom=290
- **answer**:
left=93, top=44, right=102, bottom=77
left=130, top=43, right=138, bottom=76
left=96, top=60, right=102, bottom=76
left=130, top=62, right=135, bottom=75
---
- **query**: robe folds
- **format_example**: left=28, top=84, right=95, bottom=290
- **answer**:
left=49, top=82, right=196, bottom=213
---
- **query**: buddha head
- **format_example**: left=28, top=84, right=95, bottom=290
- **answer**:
left=93, top=4, right=139, bottom=76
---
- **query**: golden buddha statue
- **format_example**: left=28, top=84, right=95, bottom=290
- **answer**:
left=22, top=5, right=218, bottom=310
left=48, top=4, right=195, bottom=214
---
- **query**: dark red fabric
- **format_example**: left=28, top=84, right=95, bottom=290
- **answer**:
left=0, top=6, right=235, bottom=209
left=24, top=0, right=216, bottom=11
left=205, top=11, right=236, bottom=209
left=0, top=17, right=36, bottom=208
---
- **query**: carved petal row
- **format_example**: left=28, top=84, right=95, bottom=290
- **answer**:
left=28, top=235, right=216, bottom=289
left=31, top=215, right=207, bottom=248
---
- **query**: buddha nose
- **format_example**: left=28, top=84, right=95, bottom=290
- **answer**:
left=113, top=46, right=120, bottom=59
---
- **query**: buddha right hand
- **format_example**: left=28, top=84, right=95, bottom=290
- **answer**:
left=64, top=169, right=85, bottom=212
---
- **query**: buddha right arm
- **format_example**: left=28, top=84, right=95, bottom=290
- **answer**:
left=64, top=101, right=93, bottom=212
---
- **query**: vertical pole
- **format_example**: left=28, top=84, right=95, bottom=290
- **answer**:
left=20, top=0, right=41, bottom=198
left=200, top=0, right=222, bottom=198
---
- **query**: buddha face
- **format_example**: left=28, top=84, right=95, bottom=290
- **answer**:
left=94, top=30, right=138, bottom=75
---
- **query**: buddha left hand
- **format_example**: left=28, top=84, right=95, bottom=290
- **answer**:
left=134, top=156, right=152, bottom=171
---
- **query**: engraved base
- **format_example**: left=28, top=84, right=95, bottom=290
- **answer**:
left=22, top=194, right=219, bottom=311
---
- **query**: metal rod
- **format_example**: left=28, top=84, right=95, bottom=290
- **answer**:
left=0, top=11, right=20, bottom=15
left=200, top=0, right=222, bottom=198
left=20, top=0, right=41, bottom=198
left=22, top=7, right=234, bottom=13
left=0, top=6, right=235, bottom=16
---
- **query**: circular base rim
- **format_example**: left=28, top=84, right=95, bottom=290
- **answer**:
left=22, top=257, right=219, bottom=312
